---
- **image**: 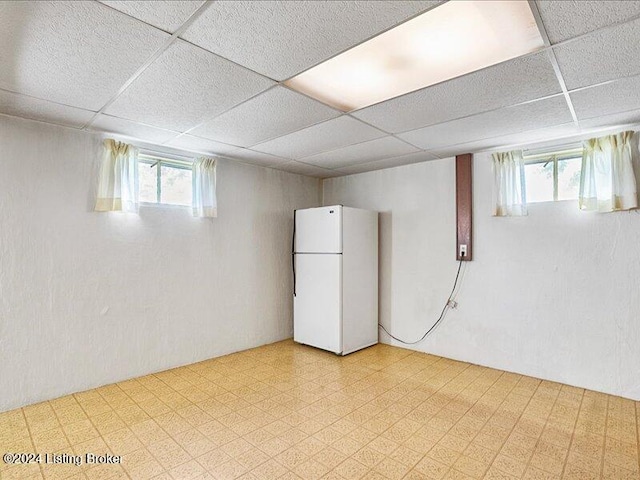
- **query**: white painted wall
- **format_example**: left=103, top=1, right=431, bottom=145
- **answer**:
left=324, top=153, right=640, bottom=400
left=0, top=115, right=320, bottom=412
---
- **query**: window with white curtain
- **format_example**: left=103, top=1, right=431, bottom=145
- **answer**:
left=494, top=132, right=638, bottom=213
left=491, top=150, right=527, bottom=216
left=138, top=154, right=192, bottom=207
left=95, top=139, right=139, bottom=213
left=192, top=157, right=217, bottom=218
left=523, top=147, right=583, bottom=203
left=579, top=131, right=638, bottom=212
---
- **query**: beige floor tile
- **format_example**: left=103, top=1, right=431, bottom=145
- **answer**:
left=388, top=445, right=423, bottom=468
left=350, top=447, right=385, bottom=469
left=125, top=459, right=165, bottom=480
left=276, top=446, right=310, bottom=469
left=333, top=457, right=369, bottom=479
left=168, top=459, right=207, bottom=479
left=522, top=466, right=560, bottom=480
left=102, top=427, right=144, bottom=455
left=483, top=466, right=520, bottom=479
left=561, top=462, right=600, bottom=480
left=601, top=462, right=640, bottom=480
left=314, top=447, right=348, bottom=470
left=528, top=452, right=564, bottom=476
left=293, top=459, right=330, bottom=480
left=153, top=446, right=192, bottom=470
left=489, top=453, right=527, bottom=478
left=453, top=455, right=490, bottom=478
left=414, top=456, right=450, bottom=479
left=2, top=463, right=43, bottom=480
left=367, top=437, right=399, bottom=456
left=2, top=341, right=640, bottom=480
left=296, top=436, right=325, bottom=456
left=249, top=458, right=289, bottom=479
left=427, top=444, right=461, bottom=467
left=372, top=457, right=409, bottom=480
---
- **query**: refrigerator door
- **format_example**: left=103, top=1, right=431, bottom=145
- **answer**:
left=293, top=254, right=342, bottom=354
left=295, top=205, right=342, bottom=254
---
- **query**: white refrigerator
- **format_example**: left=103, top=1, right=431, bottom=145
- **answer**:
left=293, top=205, right=378, bottom=355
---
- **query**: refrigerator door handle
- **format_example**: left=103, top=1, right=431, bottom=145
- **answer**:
left=292, top=210, right=296, bottom=297
left=292, top=253, right=296, bottom=297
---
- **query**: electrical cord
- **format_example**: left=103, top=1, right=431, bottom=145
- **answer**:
left=378, top=252, right=466, bottom=345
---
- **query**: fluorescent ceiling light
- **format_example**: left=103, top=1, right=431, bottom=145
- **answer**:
left=285, top=1, right=544, bottom=112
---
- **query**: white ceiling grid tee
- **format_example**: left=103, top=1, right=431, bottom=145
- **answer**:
left=1, top=0, right=640, bottom=177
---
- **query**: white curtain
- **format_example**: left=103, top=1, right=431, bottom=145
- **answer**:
left=579, top=131, right=638, bottom=212
left=95, top=139, right=139, bottom=213
left=492, top=150, right=527, bottom=216
left=192, top=156, right=217, bottom=218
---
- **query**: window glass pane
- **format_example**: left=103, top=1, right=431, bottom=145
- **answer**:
left=525, top=162, right=554, bottom=203
left=139, top=162, right=158, bottom=203
left=557, top=157, right=582, bottom=201
left=161, top=165, right=191, bottom=206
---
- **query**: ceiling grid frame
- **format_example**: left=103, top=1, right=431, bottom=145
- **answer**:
left=373, top=91, right=567, bottom=146
left=0, top=86, right=93, bottom=117
left=343, top=113, right=439, bottom=157
left=277, top=1, right=448, bottom=84
left=2, top=0, right=640, bottom=177
left=84, top=0, right=224, bottom=130
left=249, top=114, right=389, bottom=160
left=103, top=58, right=609, bottom=163
left=161, top=2, right=450, bottom=147
left=77, top=0, right=640, bottom=174
left=167, top=83, right=344, bottom=149
left=528, top=0, right=578, bottom=126
left=98, top=0, right=207, bottom=34
left=180, top=0, right=447, bottom=82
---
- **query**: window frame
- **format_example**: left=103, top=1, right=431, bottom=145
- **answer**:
left=138, top=153, right=193, bottom=207
left=523, top=147, right=583, bottom=203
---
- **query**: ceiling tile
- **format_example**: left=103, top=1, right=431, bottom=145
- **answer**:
left=337, top=151, right=439, bottom=176
left=511, top=123, right=638, bottom=153
left=427, top=122, right=580, bottom=158
left=225, top=147, right=290, bottom=168
left=164, top=134, right=238, bottom=156
left=536, top=0, right=640, bottom=44
left=0, top=89, right=94, bottom=128
left=252, top=116, right=385, bottom=159
left=352, top=52, right=561, bottom=133
left=190, top=86, right=340, bottom=147
left=275, top=161, right=338, bottom=178
left=398, top=96, right=573, bottom=150
left=181, top=1, right=441, bottom=81
left=105, top=40, right=274, bottom=132
left=88, top=114, right=179, bottom=144
left=99, top=1, right=205, bottom=33
left=0, top=1, right=168, bottom=111
left=554, top=18, right=640, bottom=90
left=577, top=108, right=640, bottom=131
left=302, top=136, right=419, bottom=169
left=571, top=75, right=640, bottom=121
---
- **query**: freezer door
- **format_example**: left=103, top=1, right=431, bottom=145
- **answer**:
left=293, top=254, right=342, bottom=354
left=294, top=205, right=342, bottom=254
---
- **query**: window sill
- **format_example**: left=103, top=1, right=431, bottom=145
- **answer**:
left=527, top=199, right=578, bottom=205
left=139, top=202, right=191, bottom=211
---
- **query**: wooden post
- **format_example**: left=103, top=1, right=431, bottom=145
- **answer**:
left=456, top=154, right=472, bottom=261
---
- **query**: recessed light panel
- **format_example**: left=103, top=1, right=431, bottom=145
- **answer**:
left=285, top=1, right=544, bottom=112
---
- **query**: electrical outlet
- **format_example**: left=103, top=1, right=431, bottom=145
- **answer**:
left=459, top=244, right=467, bottom=258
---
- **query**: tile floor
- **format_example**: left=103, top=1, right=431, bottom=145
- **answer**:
left=1, top=340, right=639, bottom=480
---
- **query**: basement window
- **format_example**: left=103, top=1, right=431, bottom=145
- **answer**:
left=524, top=148, right=583, bottom=203
left=139, top=154, right=192, bottom=206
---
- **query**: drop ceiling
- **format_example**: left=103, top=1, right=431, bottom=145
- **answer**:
left=1, top=0, right=640, bottom=178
